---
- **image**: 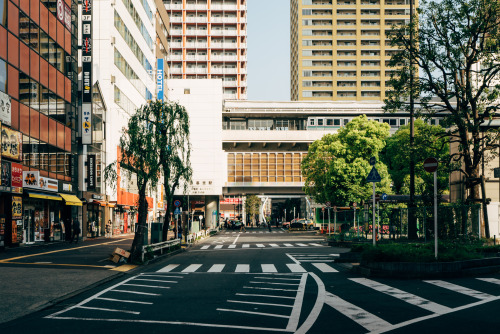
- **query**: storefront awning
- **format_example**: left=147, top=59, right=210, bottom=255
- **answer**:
left=27, top=191, right=62, bottom=201
left=58, top=193, right=83, bottom=206
left=107, top=203, right=116, bottom=208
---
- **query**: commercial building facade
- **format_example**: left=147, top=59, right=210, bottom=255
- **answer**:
left=290, top=0, right=413, bottom=101
left=164, top=0, right=248, bottom=100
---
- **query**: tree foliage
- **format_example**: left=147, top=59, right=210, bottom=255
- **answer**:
left=302, top=115, right=392, bottom=206
left=245, top=195, right=260, bottom=224
left=382, top=120, right=450, bottom=201
left=384, top=0, right=500, bottom=203
left=104, top=103, right=161, bottom=262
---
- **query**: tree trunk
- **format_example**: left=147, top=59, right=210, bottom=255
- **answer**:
left=129, top=182, right=148, bottom=262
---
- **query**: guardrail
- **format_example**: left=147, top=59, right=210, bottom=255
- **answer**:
left=141, top=239, right=180, bottom=262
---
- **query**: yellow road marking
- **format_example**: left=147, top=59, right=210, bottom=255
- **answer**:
left=0, top=239, right=128, bottom=263
left=0, top=261, right=116, bottom=269
left=111, top=264, right=138, bottom=272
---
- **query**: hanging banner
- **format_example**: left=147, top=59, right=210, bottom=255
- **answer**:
left=81, top=0, right=93, bottom=144
left=12, top=196, right=22, bottom=219
left=0, top=91, right=11, bottom=126
left=1, top=126, right=22, bottom=161
left=87, top=154, right=96, bottom=190
left=11, top=162, right=23, bottom=193
left=0, top=160, right=11, bottom=192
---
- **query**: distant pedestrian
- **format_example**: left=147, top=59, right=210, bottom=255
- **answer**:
left=268, top=220, right=272, bottom=232
left=240, top=221, right=246, bottom=232
left=71, top=219, right=81, bottom=243
left=105, top=220, right=112, bottom=238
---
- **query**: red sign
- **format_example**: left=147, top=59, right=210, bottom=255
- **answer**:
left=11, top=162, right=23, bottom=193
left=220, top=198, right=242, bottom=205
left=424, top=157, right=438, bottom=173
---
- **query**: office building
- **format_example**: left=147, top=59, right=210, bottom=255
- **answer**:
left=164, top=0, right=248, bottom=100
left=290, top=0, right=413, bottom=101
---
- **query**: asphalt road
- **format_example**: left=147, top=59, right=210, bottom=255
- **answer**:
left=1, top=228, right=499, bottom=333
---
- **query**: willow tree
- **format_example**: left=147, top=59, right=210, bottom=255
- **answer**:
left=143, top=100, right=192, bottom=241
left=104, top=103, right=161, bottom=262
left=384, top=0, right=500, bottom=236
left=302, top=115, right=392, bottom=206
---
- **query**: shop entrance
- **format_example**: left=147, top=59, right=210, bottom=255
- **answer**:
left=23, top=207, right=35, bottom=244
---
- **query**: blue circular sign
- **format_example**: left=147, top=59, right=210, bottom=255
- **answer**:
left=174, top=200, right=181, bottom=207
left=382, top=193, right=388, bottom=200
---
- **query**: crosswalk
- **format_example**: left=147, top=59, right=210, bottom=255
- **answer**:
left=199, top=242, right=324, bottom=250
left=223, top=230, right=287, bottom=234
left=156, top=262, right=339, bottom=273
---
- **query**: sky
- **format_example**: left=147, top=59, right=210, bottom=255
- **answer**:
left=247, top=0, right=291, bottom=101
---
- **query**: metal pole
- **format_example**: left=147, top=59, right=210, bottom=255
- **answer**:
left=434, top=171, right=438, bottom=259
left=377, top=201, right=380, bottom=240
left=354, top=207, right=357, bottom=238
left=328, top=208, right=331, bottom=236
left=334, top=209, right=337, bottom=234
left=373, top=182, right=376, bottom=246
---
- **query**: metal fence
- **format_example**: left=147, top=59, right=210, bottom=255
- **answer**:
left=317, top=204, right=481, bottom=241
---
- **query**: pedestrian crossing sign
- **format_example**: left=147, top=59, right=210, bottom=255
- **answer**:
left=174, top=208, right=181, bottom=215
left=366, top=166, right=382, bottom=183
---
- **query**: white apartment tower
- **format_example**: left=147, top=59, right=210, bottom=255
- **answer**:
left=164, top=0, right=248, bottom=100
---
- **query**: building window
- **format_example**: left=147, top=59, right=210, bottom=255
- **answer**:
left=0, top=0, right=6, bottom=27
left=184, top=88, right=190, bottom=94
left=303, top=91, right=313, bottom=98
left=0, top=58, right=6, bottom=93
left=302, top=9, right=312, bottom=15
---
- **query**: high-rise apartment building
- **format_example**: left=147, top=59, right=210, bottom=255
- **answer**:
left=291, top=0, right=413, bottom=101
left=164, top=0, right=247, bottom=100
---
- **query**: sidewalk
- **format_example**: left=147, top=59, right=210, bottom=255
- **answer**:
left=0, top=234, right=136, bottom=324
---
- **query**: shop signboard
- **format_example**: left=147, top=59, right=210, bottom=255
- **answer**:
left=0, top=160, right=11, bottom=192
left=0, top=91, right=11, bottom=126
left=81, top=0, right=93, bottom=145
left=11, top=162, right=23, bottom=193
left=12, top=196, right=22, bottom=219
left=87, top=154, right=96, bottom=190
left=1, top=126, right=22, bottom=161
left=23, top=171, right=58, bottom=192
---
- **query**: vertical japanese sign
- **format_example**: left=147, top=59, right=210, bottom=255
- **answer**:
left=87, top=154, right=96, bottom=191
left=157, top=59, right=164, bottom=101
left=81, top=0, right=93, bottom=144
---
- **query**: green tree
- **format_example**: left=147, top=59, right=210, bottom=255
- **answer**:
left=104, top=104, right=161, bottom=262
left=384, top=0, right=500, bottom=209
left=302, top=115, right=392, bottom=206
left=382, top=120, right=450, bottom=201
left=139, top=100, right=192, bottom=241
left=245, top=195, right=260, bottom=225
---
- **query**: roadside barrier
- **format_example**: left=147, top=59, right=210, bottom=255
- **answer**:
left=141, top=239, right=180, bottom=262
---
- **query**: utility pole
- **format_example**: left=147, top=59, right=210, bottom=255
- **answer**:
left=408, top=0, right=417, bottom=240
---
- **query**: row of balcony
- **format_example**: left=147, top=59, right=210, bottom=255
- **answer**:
left=169, top=67, right=248, bottom=74
left=169, top=42, right=247, bottom=49
left=169, top=16, right=247, bottom=24
left=168, top=55, right=247, bottom=61
left=165, top=4, right=247, bottom=11
left=170, top=29, right=244, bottom=36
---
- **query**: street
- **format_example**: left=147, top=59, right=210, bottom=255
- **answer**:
left=1, top=229, right=500, bottom=333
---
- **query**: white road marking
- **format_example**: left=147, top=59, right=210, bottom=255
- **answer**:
left=134, top=279, right=178, bottom=283
left=77, top=306, right=140, bottom=315
left=200, top=246, right=210, bottom=250
left=208, top=264, right=225, bottom=272
left=228, top=245, right=236, bottom=249
left=123, top=284, right=171, bottom=289
left=243, top=286, right=297, bottom=292
left=242, top=244, right=250, bottom=248
left=269, top=244, right=280, bottom=247
left=284, top=243, right=294, bottom=247
left=324, top=292, right=390, bottom=332
left=312, top=263, right=338, bottom=273
left=286, top=264, right=307, bottom=272
left=261, top=264, right=278, bottom=272
left=156, top=264, right=179, bottom=273
left=214, top=245, right=223, bottom=249
left=286, top=273, right=308, bottom=332
left=286, top=254, right=301, bottom=265
left=253, top=277, right=302, bottom=281
left=296, top=243, right=308, bottom=247
left=140, top=274, right=184, bottom=279
left=235, top=264, right=250, bottom=273
left=111, top=290, right=160, bottom=296
left=309, top=243, right=323, bottom=246
left=217, top=308, right=290, bottom=319
left=424, top=280, right=495, bottom=300
left=256, top=244, right=265, bottom=248
left=350, top=278, right=451, bottom=314
left=232, top=233, right=241, bottom=245
left=477, top=278, right=500, bottom=285
left=227, top=300, right=293, bottom=308
left=96, top=297, right=153, bottom=305
left=236, top=293, right=296, bottom=300
left=294, top=273, right=325, bottom=334
left=249, top=281, right=300, bottom=286
left=182, top=264, right=202, bottom=272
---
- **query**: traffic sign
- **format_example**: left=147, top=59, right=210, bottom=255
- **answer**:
left=424, top=157, right=438, bottom=173
left=325, top=201, right=331, bottom=208
left=366, top=166, right=382, bottom=183
left=370, top=156, right=376, bottom=166
left=353, top=202, right=357, bottom=208
left=382, top=193, right=388, bottom=200
left=322, top=207, right=325, bottom=212
left=174, top=200, right=181, bottom=207
left=333, top=206, right=337, bottom=211
left=174, top=207, right=181, bottom=215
